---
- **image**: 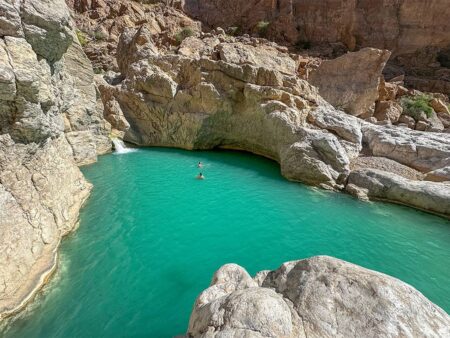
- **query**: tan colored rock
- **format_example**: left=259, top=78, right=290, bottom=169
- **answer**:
left=309, top=48, right=391, bottom=116
left=0, top=0, right=111, bottom=319
left=0, top=135, right=92, bottom=319
left=398, top=114, right=416, bottom=129
left=217, top=42, right=297, bottom=75
left=374, top=100, right=403, bottom=122
left=425, top=167, right=450, bottom=182
left=416, top=120, right=429, bottom=131
left=429, top=99, right=450, bottom=128
left=430, top=98, right=449, bottom=114
left=188, top=256, right=450, bottom=337
left=378, top=78, right=398, bottom=101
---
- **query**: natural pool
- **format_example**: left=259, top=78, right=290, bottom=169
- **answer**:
left=3, top=148, right=450, bottom=337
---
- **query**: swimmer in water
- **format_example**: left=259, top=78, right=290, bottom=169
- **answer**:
left=197, top=161, right=203, bottom=168
left=196, top=173, right=205, bottom=180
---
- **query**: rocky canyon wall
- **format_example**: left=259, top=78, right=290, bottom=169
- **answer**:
left=0, top=0, right=111, bottom=318
left=181, top=0, right=450, bottom=56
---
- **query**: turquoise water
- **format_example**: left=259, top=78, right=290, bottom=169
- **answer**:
left=3, top=148, right=450, bottom=337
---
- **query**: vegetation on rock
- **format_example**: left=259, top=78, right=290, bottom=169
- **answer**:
left=400, top=94, right=434, bottom=120
left=175, top=27, right=195, bottom=44
left=255, top=20, right=270, bottom=37
left=76, top=29, right=88, bottom=46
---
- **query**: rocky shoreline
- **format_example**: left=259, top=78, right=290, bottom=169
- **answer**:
left=1, top=0, right=450, bottom=333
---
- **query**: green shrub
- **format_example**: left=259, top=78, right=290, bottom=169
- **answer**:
left=76, top=30, right=88, bottom=46
left=93, top=30, right=108, bottom=41
left=93, top=67, right=104, bottom=74
left=227, top=26, right=242, bottom=36
left=400, top=94, right=434, bottom=120
left=255, top=20, right=270, bottom=37
left=175, top=27, right=195, bottom=44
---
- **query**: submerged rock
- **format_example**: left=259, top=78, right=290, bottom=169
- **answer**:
left=187, top=256, right=450, bottom=337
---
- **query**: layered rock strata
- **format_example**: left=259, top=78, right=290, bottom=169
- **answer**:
left=180, top=0, right=450, bottom=95
left=0, top=0, right=111, bottom=318
left=187, top=256, right=450, bottom=337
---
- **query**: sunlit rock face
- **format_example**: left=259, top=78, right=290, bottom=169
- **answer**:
left=181, top=0, right=450, bottom=55
left=187, top=256, right=450, bottom=338
left=0, top=0, right=111, bottom=318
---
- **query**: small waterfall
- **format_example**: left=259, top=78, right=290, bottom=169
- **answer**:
left=112, top=138, right=136, bottom=154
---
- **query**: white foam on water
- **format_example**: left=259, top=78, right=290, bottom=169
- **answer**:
left=112, top=139, right=137, bottom=154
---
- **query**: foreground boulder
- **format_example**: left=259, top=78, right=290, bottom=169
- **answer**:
left=188, top=256, right=450, bottom=337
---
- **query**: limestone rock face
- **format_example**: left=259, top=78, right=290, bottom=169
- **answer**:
left=347, top=169, right=450, bottom=216
left=180, top=0, right=450, bottom=95
left=0, top=0, right=110, bottom=318
left=0, top=0, right=111, bottom=163
left=309, top=48, right=391, bottom=116
left=100, top=29, right=361, bottom=188
left=362, top=123, right=450, bottom=173
left=0, top=135, right=92, bottom=318
left=182, top=0, right=450, bottom=57
left=188, top=256, right=450, bottom=337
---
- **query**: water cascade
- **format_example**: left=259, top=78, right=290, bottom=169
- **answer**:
left=112, top=138, right=136, bottom=154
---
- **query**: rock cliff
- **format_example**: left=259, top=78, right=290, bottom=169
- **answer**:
left=97, top=25, right=450, bottom=217
left=0, top=0, right=111, bottom=318
left=181, top=0, right=450, bottom=56
left=180, top=0, right=450, bottom=95
left=1, top=0, right=450, bottom=327
left=187, top=256, right=450, bottom=337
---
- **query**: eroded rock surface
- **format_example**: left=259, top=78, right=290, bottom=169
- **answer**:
left=96, top=25, right=450, bottom=216
left=309, top=48, right=391, bottom=116
left=188, top=256, right=450, bottom=337
left=0, top=0, right=111, bottom=318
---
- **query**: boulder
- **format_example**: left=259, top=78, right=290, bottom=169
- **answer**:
left=378, top=78, right=398, bottom=101
left=373, top=100, right=403, bottom=122
left=347, top=168, right=450, bottom=216
left=187, top=256, right=450, bottom=337
left=217, top=42, right=297, bottom=75
left=416, top=120, right=429, bottom=131
left=309, top=48, right=391, bottom=116
left=362, top=123, right=450, bottom=172
left=397, top=114, right=416, bottom=129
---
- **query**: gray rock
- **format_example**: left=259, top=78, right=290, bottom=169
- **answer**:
left=0, top=0, right=111, bottom=319
left=362, top=123, right=450, bottom=173
left=347, top=168, right=450, bottom=216
left=0, top=0, right=23, bottom=37
left=188, top=256, right=450, bottom=337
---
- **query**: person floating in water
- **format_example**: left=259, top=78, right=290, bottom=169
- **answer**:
left=196, top=173, right=205, bottom=180
left=197, top=161, right=203, bottom=168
